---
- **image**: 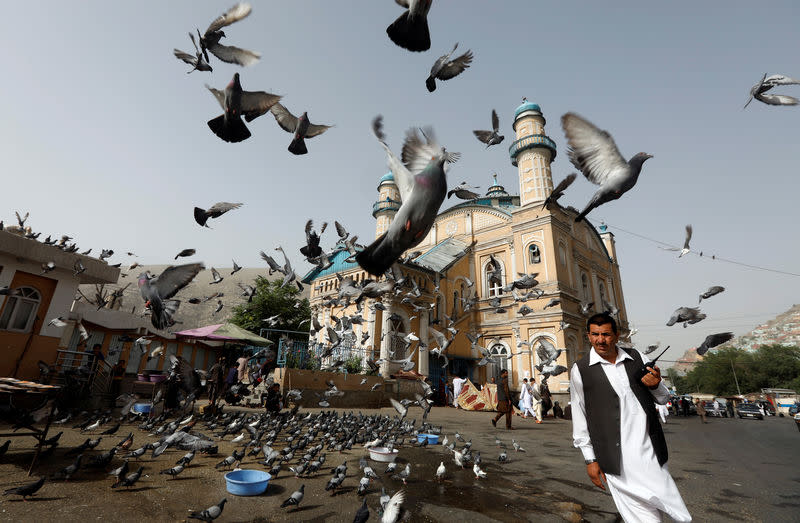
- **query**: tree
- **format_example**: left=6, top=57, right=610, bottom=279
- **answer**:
left=672, top=344, right=800, bottom=396
left=229, top=277, right=310, bottom=336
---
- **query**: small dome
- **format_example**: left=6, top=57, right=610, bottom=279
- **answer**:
left=486, top=173, right=509, bottom=197
left=379, top=172, right=394, bottom=183
left=514, top=100, right=541, bottom=120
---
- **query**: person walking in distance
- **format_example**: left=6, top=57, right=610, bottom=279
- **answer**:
left=492, top=369, right=514, bottom=430
left=695, top=399, right=707, bottom=424
left=570, top=313, right=692, bottom=522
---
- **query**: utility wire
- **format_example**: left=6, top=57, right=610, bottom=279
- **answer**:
left=601, top=222, right=800, bottom=278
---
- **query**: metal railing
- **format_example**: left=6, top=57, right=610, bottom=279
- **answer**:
left=48, top=350, right=113, bottom=397
left=277, top=338, right=377, bottom=374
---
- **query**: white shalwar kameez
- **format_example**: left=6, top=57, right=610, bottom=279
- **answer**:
left=520, top=383, right=535, bottom=418
left=570, top=348, right=692, bottom=523
left=452, top=377, right=467, bottom=408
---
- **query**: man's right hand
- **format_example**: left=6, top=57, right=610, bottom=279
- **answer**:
left=587, top=461, right=606, bottom=490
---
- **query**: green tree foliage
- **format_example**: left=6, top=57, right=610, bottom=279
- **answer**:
left=672, top=344, right=800, bottom=396
left=229, top=277, right=310, bottom=335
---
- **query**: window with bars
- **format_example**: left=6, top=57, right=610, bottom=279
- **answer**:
left=485, top=259, right=504, bottom=297
left=0, top=287, right=41, bottom=333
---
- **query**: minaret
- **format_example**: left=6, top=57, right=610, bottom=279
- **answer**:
left=373, top=172, right=401, bottom=238
left=509, top=98, right=558, bottom=207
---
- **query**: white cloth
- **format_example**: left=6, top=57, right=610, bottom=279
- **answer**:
left=656, top=403, right=669, bottom=424
left=452, top=377, right=467, bottom=407
left=570, top=347, right=691, bottom=523
left=520, top=383, right=536, bottom=417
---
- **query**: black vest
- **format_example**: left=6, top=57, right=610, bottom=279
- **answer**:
left=576, top=347, right=668, bottom=476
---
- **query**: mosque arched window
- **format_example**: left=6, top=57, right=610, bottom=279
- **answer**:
left=485, top=258, right=504, bottom=297
left=528, top=244, right=541, bottom=264
left=490, top=343, right=509, bottom=375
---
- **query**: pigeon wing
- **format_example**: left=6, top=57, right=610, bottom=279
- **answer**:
left=269, top=103, right=299, bottom=133
left=304, top=122, right=333, bottom=138
left=206, top=202, right=243, bottom=218
left=240, top=91, right=282, bottom=121
left=401, top=127, right=440, bottom=175
left=205, top=85, right=226, bottom=110
left=756, top=92, right=800, bottom=106
left=683, top=225, right=692, bottom=249
left=561, top=113, right=629, bottom=186
left=174, top=49, right=197, bottom=64
left=491, top=109, right=499, bottom=131
left=473, top=130, right=494, bottom=144
left=207, top=42, right=260, bottom=67
left=373, top=115, right=414, bottom=202
left=552, top=173, right=577, bottom=196
left=205, top=2, right=252, bottom=34
left=153, top=263, right=204, bottom=300
left=437, top=50, right=473, bottom=80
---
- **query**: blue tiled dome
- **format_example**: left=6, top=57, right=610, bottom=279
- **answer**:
left=514, top=100, right=541, bottom=119
left=379, top=172, right=394, bottom=184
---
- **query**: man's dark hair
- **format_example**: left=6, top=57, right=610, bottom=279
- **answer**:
left=586, top=312, right=618, bottom=334
left=93, top=343, right=102, bottom=350
left=500, top=369, right=508, bottom=376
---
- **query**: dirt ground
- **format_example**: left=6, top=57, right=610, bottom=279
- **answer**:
left=0, top=404, right=601, bottom=523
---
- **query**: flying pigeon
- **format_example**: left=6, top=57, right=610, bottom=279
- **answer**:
left=209, top=267, right=224, bottom=284
left=386, top=0, right=432, bottom=52
left=473, top=109, right=504, bottom=147
left=175, top=249, right=196, bottom=260
left=666, top=306, right=706, bottom=327
left=697, top=332, right=735, bottom=356
left=679, top=225, right=692, bottom=257
left=541, top=173, right=577, bottom=210
left=268, top=103, right=332, bottom=155
left=196, top=3, right=260, bottom=67
left=231, top=260, right=242, bottom=275
left=426, top=42, right=473, bottom=92
left=194, top=202, right=243, bottom=227
left=447, top=181, right=480, bottom=200
left=357, top=124, right=458, bottom=275
left=744, top=73, right=800, bottom=108
left=699, top=286, right=724, bottom=303
left=138, top=263, right=204, bottom=330
left=189, top=498, right=227, bottom=521
left=206, top=73, right=282, bottom=143
left=300, top=219, right=326, bottom=259
left=381, top=489, right=406, bottom=523
left=174, top=32, right=213, bottom=73
left=562, top=112, right=653, bottom=222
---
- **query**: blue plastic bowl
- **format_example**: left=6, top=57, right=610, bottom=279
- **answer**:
left=224, top=470, right=271, bottom=496
left=417, top=433, right=439, bottom=445
left=132, top=403, right=152, bottom=413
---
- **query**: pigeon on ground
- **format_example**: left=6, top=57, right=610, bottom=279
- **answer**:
left=281, top=484, right=304, bottom=509
left=699, top=286, right=725, bottom=303
left=160, top=463, right=185, bottom=479
left=697, top=332, right=735, bottom=356
left=426, top=43, right=473, bottom=92
left=109, top=460, right=129, bottom=480
left=189, top=498, right=227, bottom=521
left=175, top=249, right=196, bottom=260
left=473, top=109, right=504, bottom=147
left=381, top=489, right=406, bottom=523
left=357, top=124, right=458, bottom=275
left=54, top=454, right=82, bottom=480
left=473, top=463, right=487, bottom=479
left=174, top=32, right=213, bottom=73
left=541, top=173, right=577, bottom=210
left=353, top=498, right=370, bottom=523
left=194, top=203, right=243, bottom=227
left=138, top=263, right=204, bottom=330
left=447, top=181, right=480, bottom=200
left=196, top=3, right=260, bottom=67
left=101, top=422, right=120, bottom=435
left=435, top=461, right=445, bottom=482
left=744, top=73, right=800, bottom=108
left=3, top=477, right=45, bottom=500
left=666, top=307, right=706, bottom=327
left=386, top=0, right=432, bottom=52
left=206, top=73, right=282, bottom=143
left=268, top=103, right=332, bottom=155
left=679, top=225, right=692, bottom=257
left=562, top=112, right=653, bottom=222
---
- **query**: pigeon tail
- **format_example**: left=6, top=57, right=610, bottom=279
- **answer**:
left=425, top=76, right=437, bottom=92
left=355, top=233, right=406, bottom=276
left=386, top=11, right=430, bottom=52
left=152, top=299, right=180, bottom=330
left=193, top=207, right=209, bottom=227
left=287, top=136, right=308, bottom=155
left=207, top=115, right=251, bottom=143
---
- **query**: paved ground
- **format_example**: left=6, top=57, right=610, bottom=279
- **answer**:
left=0, top=406, right=798, bottom=522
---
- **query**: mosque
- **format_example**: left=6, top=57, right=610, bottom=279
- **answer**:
left=303, top=100, right=630, bottom=397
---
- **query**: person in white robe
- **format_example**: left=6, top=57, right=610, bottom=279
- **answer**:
left=452, top=376, right=467, bottom=408
left=571, top=315, right=692, bottom=523
left=519, top=378, right=536, bottom=418
left=531, top=380, right=543, bottom=423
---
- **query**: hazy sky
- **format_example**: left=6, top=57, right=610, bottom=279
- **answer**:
left=2, top=1, right=799, bottom=367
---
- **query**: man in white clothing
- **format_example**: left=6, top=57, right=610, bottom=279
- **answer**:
left=570, top=313, right=691, bottom=522
left=452, top=375, right=467, bottom=408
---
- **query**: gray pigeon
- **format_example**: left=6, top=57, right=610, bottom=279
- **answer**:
left=744, top=73, right=800, bottom=108
left=281, top=484, right=304, bottom=509
left=386, top=0, right=432, bottom=52
left=231, top=259, right=242, bottom=275
left=541, top=173, right=577, bottom=210
left=679, top=225, right=692, bottom=257
left=562, top=113, right=653, bottom=222
left=175, top=249, right=196, bottom=260
left=206, top=73, right=282, bottom=143
left=189, top=498, right=227, bottom=521
left=473, top=109, right=504, bottom=147
left=197, top=3, right=260, bottom=67
left=426, top=43, right=473, bottom=92
left=356, top=125, right=459, bottom=275
left=447, top=181, right=480, bottom=200
left=138, top=263, right=204, bottom=330
left=699, top=286, right=725, bottom=303
left=174, top=32, right=213, bottom=73
left=194, top=202, right=243, bottom=227
left=697, top=332, right=734, bottom=355
left=666, top=306, right=706, bottom=327
left=268, top=103, right=332, bottom=155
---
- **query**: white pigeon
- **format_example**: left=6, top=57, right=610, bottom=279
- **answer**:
left=381, top=489, right=406, bottom=523
left=436, top=461, right=446, bottom=481
left=230, top=432, right=245, bottom=444
left=48, top=317, right=67, bottom=328
left=473, top=463, right=487, bottom=479
left=679, top=224, right=692, bottom=258
left=453, top=449, right=464, bottom=468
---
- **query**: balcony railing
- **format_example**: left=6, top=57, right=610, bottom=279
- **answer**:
left=372, top=199, right=402, bottom=217
left=508, top=134, right=557, bottom=165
